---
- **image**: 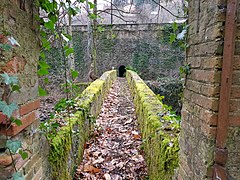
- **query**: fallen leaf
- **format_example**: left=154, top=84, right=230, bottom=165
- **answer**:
left=133, top=134, right=141, bottom=139
left=83, top=165, right=101, bottom=173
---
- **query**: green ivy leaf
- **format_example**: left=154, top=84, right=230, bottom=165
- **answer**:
left=169, top=33, right=176, bottom=44
left=172, top=22, right=178, bottom=32
left=41, top=38, right=51, bottom=50
left=48, top=13, right=58, bottom=24
left=89, top=13, right=97, bottom=20
left=68, top=7, right=77, bottom=16
left=0, top=44, right=12, bottom=51
left=65, top=47, right=74, bottom=56
left=11, top=117, right=22, bottom=126
left=13, top=172, right=25, bottom=180
left=6, top=140, right=22, bottom=154
left=19, top=149, right=28, bottom=160
left=38, top=87, right=48, bottom=96
left=39, top=60, right=50, bottom=69
left=88, top=2, right=95, bottom=9
left=0, top=73, right=18, bottom=85
left=44, top=78, right=49, bottom=84
left=12, top=85, right=21, bottom=92
left=70, top=69, right=79, bottom=79
left=44, top=20, right=55, bottom=31
left=40, top=52, right=46, bottom=60
left=0, top=101, right=18, bottom=118
left=38, top=68, right=49, bottom=76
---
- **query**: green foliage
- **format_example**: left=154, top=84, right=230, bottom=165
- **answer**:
left=0, top=101, right=18, bottom=118
left=146, top=78, right=183, bottom=115
left=179, top=64, right=191, bottom=78
left=132, top=42, right=151, bottom=76
left=70, top=69, right=79, bottom=79
left=54, top=98, right=75, bottom=112
left=13, top=172, right=25, bottom=180
left=126, top=65, right=138, bottom=73
left=0, top=43, right=12, bottom=51
left=0, top=73, right=18, bottom=85
left=6, top=140, right=22, bottom=154
left=159, top=23, right=187, bottom=49
left=38, top=87, right=48, bottom=96
left=19, top=149, right=28, bottom=160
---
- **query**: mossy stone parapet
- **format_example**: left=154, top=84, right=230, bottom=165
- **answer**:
left=48, top=70, right=117, bottom=180
left=126, top=70, right=180, bottom=180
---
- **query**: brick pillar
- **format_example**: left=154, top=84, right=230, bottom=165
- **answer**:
left=0, top=0, right=44, bottom=179
left=178, top=0, right=226, bottom=179
left=226, top=0, right=240, bottom=179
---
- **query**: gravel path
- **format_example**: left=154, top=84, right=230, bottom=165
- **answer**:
left=75, top=78, right=148, bottom=180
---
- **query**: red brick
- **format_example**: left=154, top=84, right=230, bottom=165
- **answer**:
left=199, top=109, right=218, bottom=125
left=201, top=57, right=222, bottom=70
left=231, top=85, right=240, bottom=98
left=0, top=154, right=20, bottom=167
left=191, top=93, right=219, bottom=112
left=1, top=56, right=27, bottom=74
left=232, top=71, right=240, bottom=86
left=0, top=112, right=8, bottom=124
left=233, top=56, right=240, bottom=70
left=201, top=120, right=217, bottom=138
left=229, top=99, right=240, bottom=113
left=200, top=84, right=220, bottom=97
left=19, top=99, right=40, bottom=116
left=229, top=113, right=240, bottom=126
left=0, top=111, right=38, bottom=136
left=189, top=69, right=221, bottom=83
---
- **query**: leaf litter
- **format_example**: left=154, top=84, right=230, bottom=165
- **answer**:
left=75, top=78, right=148, bottom=180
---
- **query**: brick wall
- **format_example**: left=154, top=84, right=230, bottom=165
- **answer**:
left=178, top=0, right=225, bottom=179
left=178, top=0, right=240, bottom=179
left=0, top=0, right=44, bottom=179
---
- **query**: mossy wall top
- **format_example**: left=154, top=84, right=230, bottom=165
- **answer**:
left=126, top=70, right=180, bottom=180
left=47, top=70, right=117, bottom=180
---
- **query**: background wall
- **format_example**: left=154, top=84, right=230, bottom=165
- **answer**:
left=45, top=23, right=184, bottom=81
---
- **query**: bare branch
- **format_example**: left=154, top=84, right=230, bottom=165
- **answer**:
left=151, top=0, right=186, bottom=19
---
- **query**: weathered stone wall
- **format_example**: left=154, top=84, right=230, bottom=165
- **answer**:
left=0, top=0, right=42, bottom=179
left=72, top=23, right=184, bottom=81
left=46, top=70, right=116, bottom=179
left=126, top=70, right=180, bottom=180
left=178, top=0, right=240, bottom=179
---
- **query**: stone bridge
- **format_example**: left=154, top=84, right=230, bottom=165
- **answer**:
left=1, top=0, right=240, bottom=179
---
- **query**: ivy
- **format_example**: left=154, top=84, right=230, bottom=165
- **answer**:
left=0, top=101, right=18, bottom=118
left=6, top=140, right=22, bottom=154
left=13, top=172, right=25, bottom=180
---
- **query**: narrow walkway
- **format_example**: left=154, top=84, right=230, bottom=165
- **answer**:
left=75, top=78, right=148, bottom=179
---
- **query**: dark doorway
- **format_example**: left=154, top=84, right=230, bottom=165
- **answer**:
left=118, top=65, right=126, bottom=77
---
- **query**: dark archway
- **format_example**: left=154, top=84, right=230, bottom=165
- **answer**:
left=118, top=65, right=126, bottom=77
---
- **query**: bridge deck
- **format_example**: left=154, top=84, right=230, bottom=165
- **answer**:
left=75, top=77, right=148, bottom=179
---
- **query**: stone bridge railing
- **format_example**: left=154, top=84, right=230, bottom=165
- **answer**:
left=43, top=70, right=117, bottom=179
left=126, top=70, right=180, bottom=180
left=43, top=70, right=179, bottom=180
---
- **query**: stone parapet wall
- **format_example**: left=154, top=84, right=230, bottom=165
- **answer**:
left=126, top=70, right=180, bottom=180
left=46, top=70, right=116, bottom=179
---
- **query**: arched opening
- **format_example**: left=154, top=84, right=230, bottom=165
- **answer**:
left=118, top=65, right=126, bottom=77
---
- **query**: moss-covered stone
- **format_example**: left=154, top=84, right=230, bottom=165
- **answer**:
left=48, top=70, right=117, bottom=180
left=126, top=70, right=180, bottom=180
